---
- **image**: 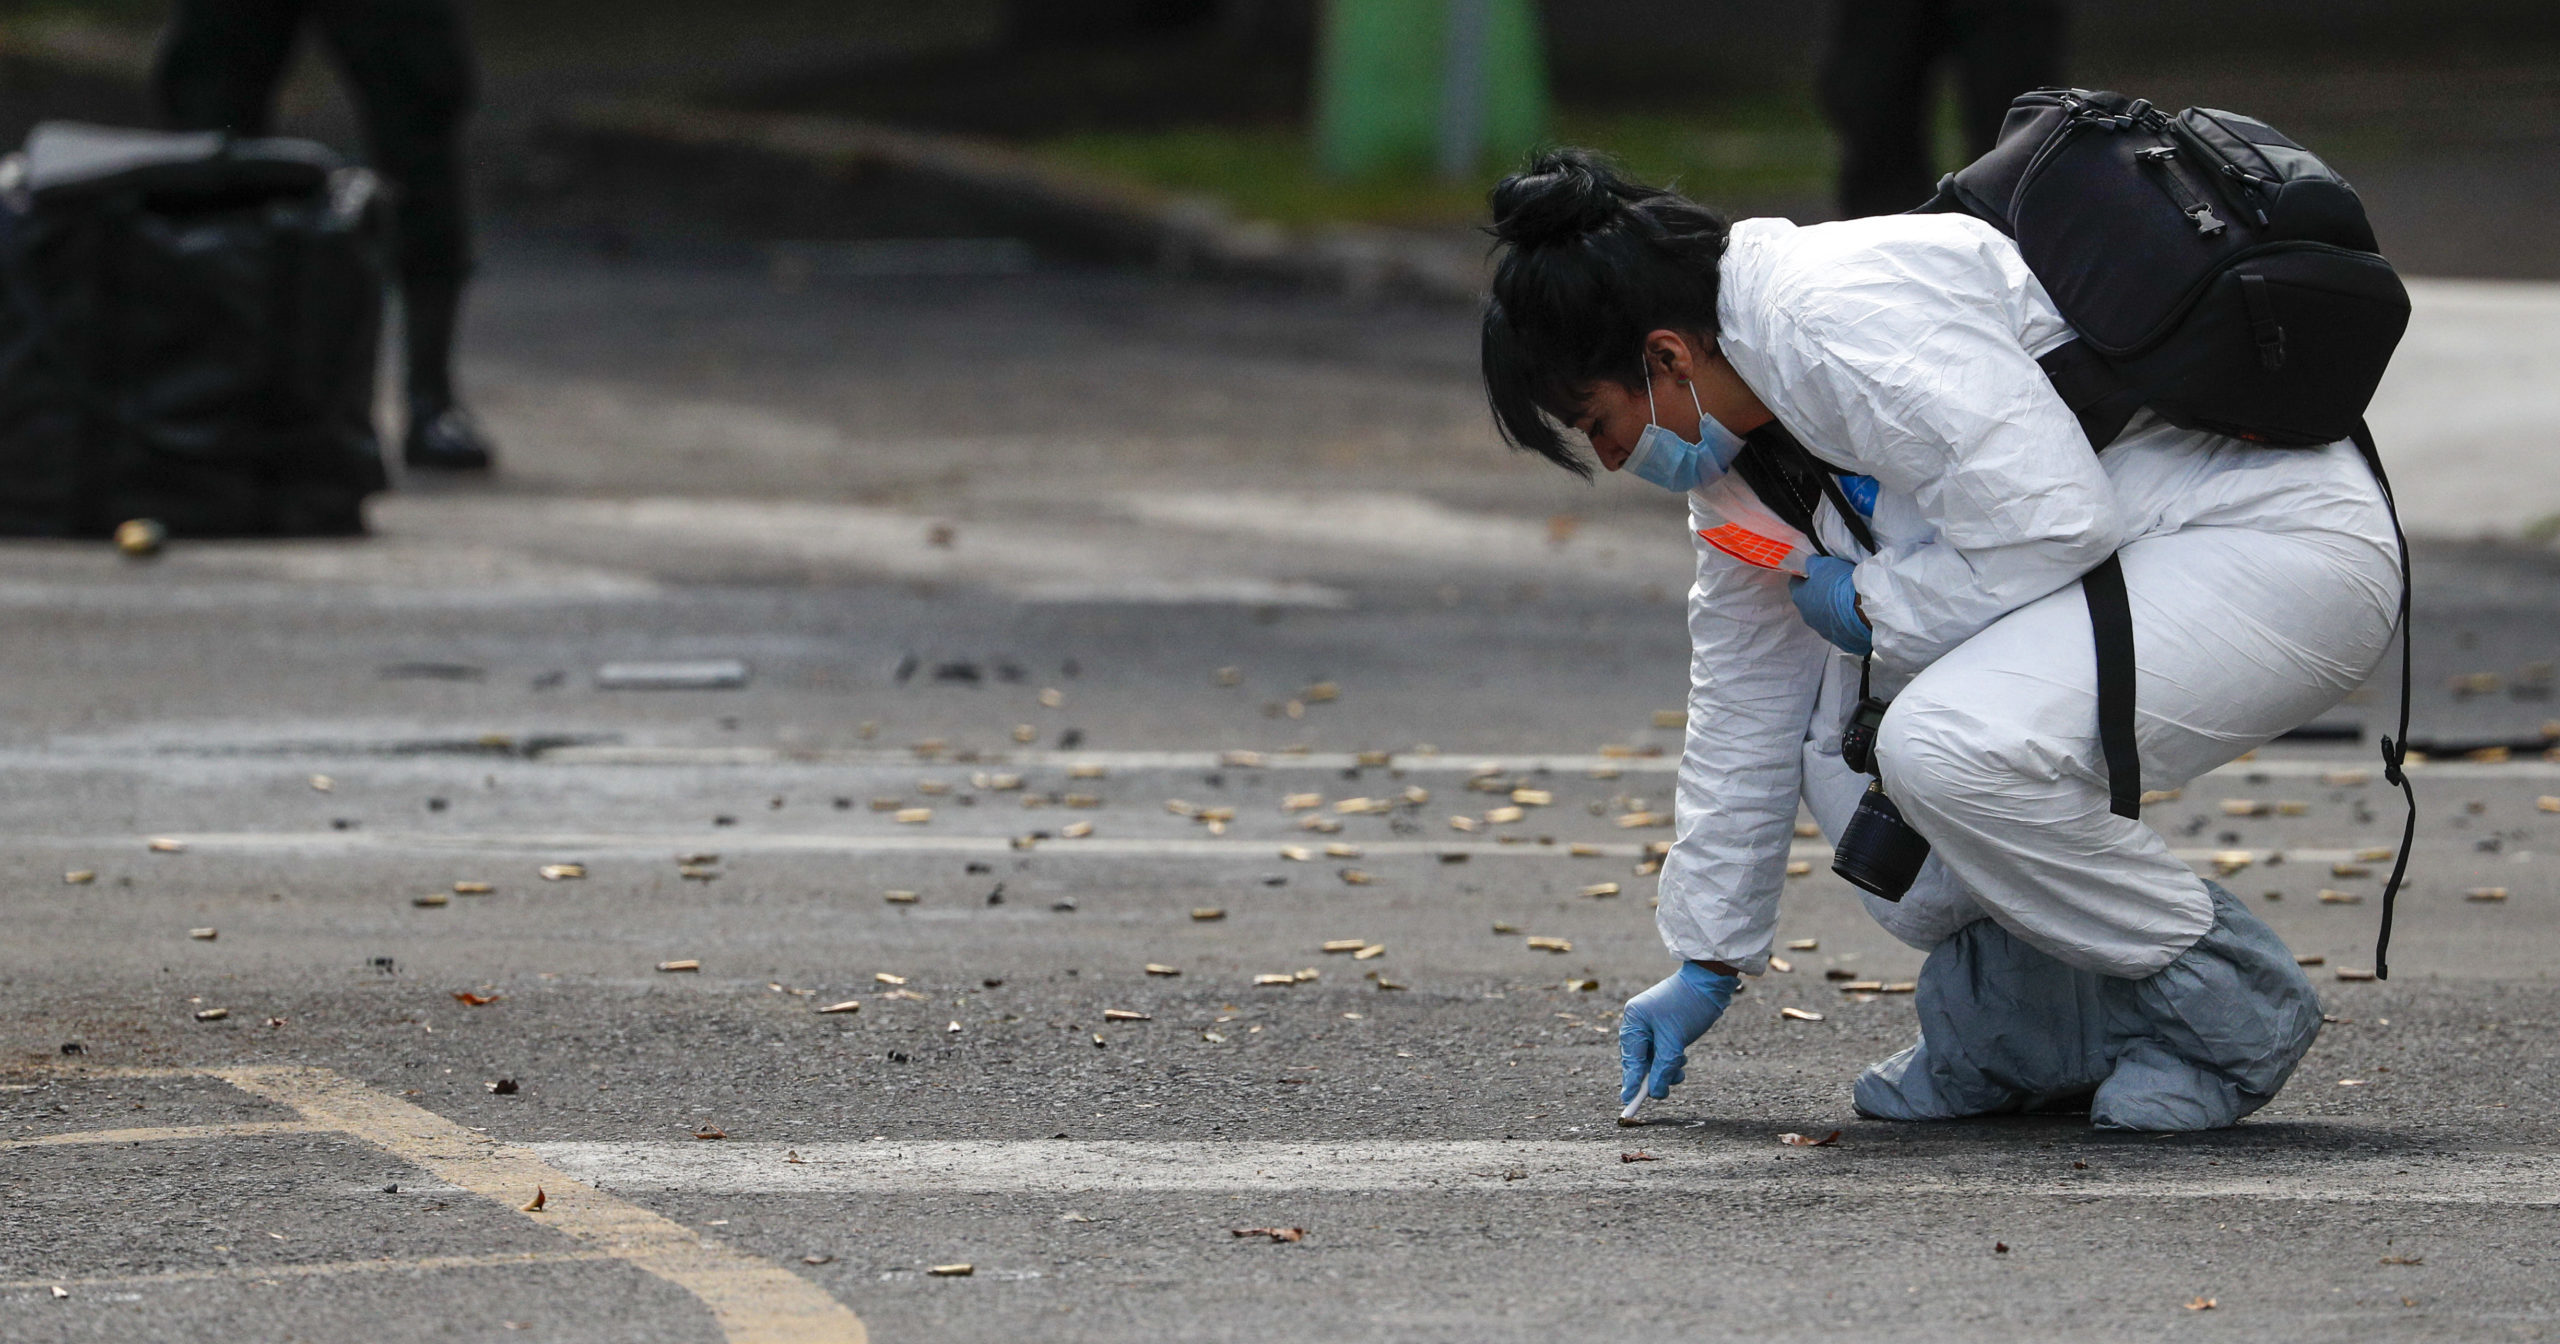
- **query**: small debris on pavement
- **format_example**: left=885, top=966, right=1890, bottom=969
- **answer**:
left=452, top=992, right=499, bottom=1006
left=657, top=959, right=701, bottom=973
left=1103, top=1009, right=1150, bottom=1021
left=2335, top=967, right=2377, bottom=981
left=1785, top=860, right=1813, bottom=877
left=884, top=890, right=919, bottom=904
left=1768, top=957, right=1793, bottom=973
left=309, top=774, right=334, bottom=792
left=1354, top=944, right=1385, bottom=961
left=1322, top=939, right=1368, bottom=953
left=189, top=928, right=217, bottom=940
left=413, top=893, right=449, bottom=907
left=194, top=1007, right=228, bottom=1021
left=803, top=1253, right=834, bottom=1266
left=928, top=1263, right=975, bottom=1276
left=1232, top=1227, right=1305, bottom=1243
left=875, top=972, right=908, bottom=985
left=1778, top=1130, right=1842, bottom=1147
left=454, top=881, right=494, bottom=895
left=522, top=1188, right=545, bottom=1212
left=817, top=1001, right=861, bottom=1014
left=1491, top=922, right=1519, bottom=934
left=1191, top=908, right=1226, bottom=921
left=148, top=838, right=186, bottom=853
left=2467, top=887, right=2510, bottom=902
left=1786, top=938, right=1818, bottom=951
left=2184, top=1297, right=2217, bottom=1311
left=539, top=863, right=586, bottom=881
left=895, top=808, right=934, bottom=824
left=2318, top=889, right=2363, bottom=904
left=487, top=1078, right=518, bottom=1094
left=692, top=1126, right=728, bottom=1140
left=115, top=517, right=165, bottom=557
left=1338, top=868, right=1374, bottom=886
left=1581, top=882, right=1621, bottom=898
left=1780, top=1007, right=1825, bottom=1022
left=64, top=870, right=94, bottom=884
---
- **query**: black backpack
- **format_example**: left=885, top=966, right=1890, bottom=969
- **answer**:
left=1921, top=88, right=2410, bottom=452
left=1740, top=89, right=2418, bottom=976
left=0, top=122, right=390, bottom=537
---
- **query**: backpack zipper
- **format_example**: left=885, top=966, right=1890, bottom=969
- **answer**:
left=2135, top=146, right=2229, bottom=237
left=2168, top=120, right=2275, bottom=227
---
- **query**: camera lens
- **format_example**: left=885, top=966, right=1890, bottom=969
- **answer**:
left=1833, top=783, right=1931, bottom=901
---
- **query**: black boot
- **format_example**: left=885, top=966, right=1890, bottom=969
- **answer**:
left=398, top=274, right=493, bottom=471
left=404, top=401, right=497, bottom=471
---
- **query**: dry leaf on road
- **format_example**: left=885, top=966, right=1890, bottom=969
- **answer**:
left=1231, top=1227, right=1306, bottom=1243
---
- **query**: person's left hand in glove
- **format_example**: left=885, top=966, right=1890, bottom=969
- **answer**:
left=1789, top=554, right=1872, bottom=656
left=1619, top=960, right=1742, bottom=1104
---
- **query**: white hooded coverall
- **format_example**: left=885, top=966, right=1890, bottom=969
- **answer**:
left=1658, top=214, right=2402, bottom=1128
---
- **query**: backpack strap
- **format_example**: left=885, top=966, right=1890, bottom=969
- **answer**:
left=2036, top=339, right=2149, bottom=451
left=2082, top=553, right=2142, bottom=819
left=2351, top=419, right=2415, bottom=981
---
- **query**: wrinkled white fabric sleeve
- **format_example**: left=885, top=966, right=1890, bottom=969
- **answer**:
left=1758, top=242, right=2127, bottom=673
left=1654, top=530, right=1830, bottom=973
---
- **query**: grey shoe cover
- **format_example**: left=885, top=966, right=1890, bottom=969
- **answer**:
left=1853, top=883, right=2322, bottom=1131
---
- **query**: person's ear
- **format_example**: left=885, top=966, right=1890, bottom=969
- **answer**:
left=1644, top=329, right=1698, bottom=385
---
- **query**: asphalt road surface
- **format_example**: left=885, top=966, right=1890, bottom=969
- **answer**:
left=4, top=248, right=2559, bottom=1343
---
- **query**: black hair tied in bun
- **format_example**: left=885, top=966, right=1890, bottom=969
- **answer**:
left=1480, top=148, right=1731, bottom=476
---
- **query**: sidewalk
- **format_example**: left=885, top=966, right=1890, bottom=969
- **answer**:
left=2372, top=278, right=2560, bottom=538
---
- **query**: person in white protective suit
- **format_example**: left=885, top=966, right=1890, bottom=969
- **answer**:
left=1478, top=150, right=2402, bottom=1132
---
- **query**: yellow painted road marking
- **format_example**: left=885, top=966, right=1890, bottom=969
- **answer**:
left=2, top=1249, right=625, bottom=1292
left=1, top=1119, right=333, bottom=1150
left=212, top=1066, right=865, bottom=1344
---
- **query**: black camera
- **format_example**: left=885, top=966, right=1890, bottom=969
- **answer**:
left=1831, top=695, right=1930, bottom=901
left=1840, top=695, right=1889, bottom=776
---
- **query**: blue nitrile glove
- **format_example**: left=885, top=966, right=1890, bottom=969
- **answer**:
left=1789, top=554, right=1872, bottom=657
left=1619, top=961, right=1742, bottom=1103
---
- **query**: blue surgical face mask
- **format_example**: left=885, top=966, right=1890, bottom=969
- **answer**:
left=1621, top=369, right=1745, bottom=493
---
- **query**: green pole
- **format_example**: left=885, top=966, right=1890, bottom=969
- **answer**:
left=1314, top=0, right=1548, bottom=181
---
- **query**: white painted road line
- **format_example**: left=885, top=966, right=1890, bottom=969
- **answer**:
left=22, top=831, right=2405, bottom=869
left=534, top=746, right=2559, bottom=781
left=529, top=1139, right=2560, bottom=1206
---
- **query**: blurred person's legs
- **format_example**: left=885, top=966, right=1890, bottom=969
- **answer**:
left=155, top=0, right=495, bottom=472
left=1947, top=0, right=2067, bottom=157
left=311, top=0, right=492, bottom=471
left=1820, top=0, right=2068, bottom=218
left=154, top=0, right=305, bottom=136
left=1820, top=0, right=1943, bottom=218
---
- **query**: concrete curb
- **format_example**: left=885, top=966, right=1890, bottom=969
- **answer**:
left=552, top=100, right=1489, bottom=305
